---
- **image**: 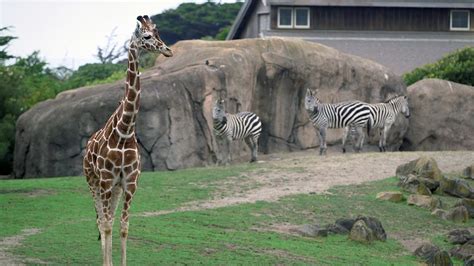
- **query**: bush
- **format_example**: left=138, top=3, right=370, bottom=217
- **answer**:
left=403, top=47, right=474, bottom=86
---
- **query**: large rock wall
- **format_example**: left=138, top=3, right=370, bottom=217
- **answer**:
left=14, top=38, right=407, bottom=178
left=401, top=79, right=474, bottom=151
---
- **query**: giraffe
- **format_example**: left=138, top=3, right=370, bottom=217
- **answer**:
left=83, top=15, right=172, bottom=266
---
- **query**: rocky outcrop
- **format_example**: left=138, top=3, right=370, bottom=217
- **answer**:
left=14, top=38, right=406, bottom=178
left=402, top=79, right=474, bottom=151
left=414, top=243, right=453, bottom=266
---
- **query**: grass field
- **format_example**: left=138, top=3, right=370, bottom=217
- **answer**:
left=1, top=158, right=472, bottom=265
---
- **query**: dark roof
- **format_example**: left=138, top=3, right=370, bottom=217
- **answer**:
left=268, top=0, right=474, bottom=8
left=226, top=0, right=258, bottom=40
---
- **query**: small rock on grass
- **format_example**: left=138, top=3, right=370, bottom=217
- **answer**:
left=414, top=243, right=453, bottom=266
left=450, top=240, right=474, bottom=262
left=376, top=191, right=403, bottom=202
left=447, top=229, right=472, bottom=245
left=407, top=194, right=441, bottom=209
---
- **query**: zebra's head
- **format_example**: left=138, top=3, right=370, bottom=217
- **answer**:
left=388, top=95, right=410, bottom=118
left=212, top=99, right=226, bottom=121
left=305, top=88, right=320, bottom=113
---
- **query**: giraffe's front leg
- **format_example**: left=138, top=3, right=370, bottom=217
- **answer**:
left=120, top=170, right=139, bottom=266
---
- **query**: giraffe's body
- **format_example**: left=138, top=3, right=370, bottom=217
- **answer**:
left=83, top=15, right=172, bottom=266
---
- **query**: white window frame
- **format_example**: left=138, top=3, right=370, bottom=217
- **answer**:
left=278, top=7, right=293, bottom=29
left=294, top=8, right=310, bottom=29
left=450, top=10, right=470, bottom=31
left=277, top=7, right=310, bottom=29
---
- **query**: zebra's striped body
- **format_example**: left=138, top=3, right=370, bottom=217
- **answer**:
left=305, top=89, right=371, bottom=155
left=344, top=95, right=410, bottom=152
left=213, top=100, right=262, bottom=163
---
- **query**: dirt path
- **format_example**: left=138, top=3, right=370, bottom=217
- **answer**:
left=0, top=228, right=44, bottom=265
left=141, top=150, right=474, bottom=216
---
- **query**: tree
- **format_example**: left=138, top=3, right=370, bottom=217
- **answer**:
left=95, top=27, right=126, bottom=64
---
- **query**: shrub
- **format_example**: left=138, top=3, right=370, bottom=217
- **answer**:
left=403, top=47, right=474, bottom=86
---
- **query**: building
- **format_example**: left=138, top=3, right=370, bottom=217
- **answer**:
left=227, top=0, right=474, bottom=74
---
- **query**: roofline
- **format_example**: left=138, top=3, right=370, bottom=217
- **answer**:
left=267, top=0, right=474, bottom=9
left=226, top=0, right=256, bottom=40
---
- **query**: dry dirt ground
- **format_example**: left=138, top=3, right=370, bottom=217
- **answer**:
left=2, top=150, right=474, bottom=264
left=141, top=150, right=474, bottom=216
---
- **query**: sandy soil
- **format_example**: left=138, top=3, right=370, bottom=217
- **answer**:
left=141, top=150, right=474, bottom=216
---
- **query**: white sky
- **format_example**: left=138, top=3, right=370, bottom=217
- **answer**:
left=0, top=0, right=238, bottom=69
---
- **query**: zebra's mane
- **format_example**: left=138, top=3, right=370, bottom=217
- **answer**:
left=384, top=95, right=403, bottom=103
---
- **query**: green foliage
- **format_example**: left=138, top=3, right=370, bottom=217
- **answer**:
left=403, top=47, right=474, bottom=86
left=151, top=1, right=243, bottom=44
left=1, top=163, right=471, bottom=264
left=61, top=63, right=125, bottom=90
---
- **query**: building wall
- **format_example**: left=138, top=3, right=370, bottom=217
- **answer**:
left=239, top=0, right=270, bottom=39
left=271, top=6, right=474, bottom=32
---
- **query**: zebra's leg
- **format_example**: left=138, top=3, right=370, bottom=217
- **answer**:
left=354, top=126, right=365, bottom=153
left=319, top=127, right=327, bottom=155
left=378, top=128, right=384, bottom=152
left=342, top=127, right=350, bottom=153
left=382, top=122, right=393, bottom=152
left=225, top=136, right=232, bottom=165
left=244, top=137, right=257, bottom=163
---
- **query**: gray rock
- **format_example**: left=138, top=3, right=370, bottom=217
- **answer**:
left=464, top=256, right=474, bottom=266
left=440, top=177, right=474, bottom=199
left=13, top=38, right=407, bottom=178
left=446, top=206, right=469, bottom=223
left=349, top=220, right=376, bottom=244
left=402, top=79, right=474, bottom=151
left=447, top=229, right=472, bottom=245
left=407, top=194, right=441, bottom=210
left=414, top=243, right=453, bottom=266
left=450, top=240, right=474, bottom=261
left=463, top=165, right=474, bottom=180
left=455, top=199, right=474, bottom=218
left=376, top=191, right=404, bottom=202
left=396, top=156, right=443, bottom=181
left=355, top=216, right=387, bottom=241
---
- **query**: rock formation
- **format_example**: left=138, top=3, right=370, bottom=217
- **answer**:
left=14, top=38, right=406, bottom=178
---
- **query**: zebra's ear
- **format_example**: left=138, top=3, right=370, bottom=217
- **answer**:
left=306, top=88, right=312, bottom=96
left=403, top=95, right=407, bottom=99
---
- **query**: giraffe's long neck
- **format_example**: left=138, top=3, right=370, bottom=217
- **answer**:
left=115, top=41, right=140, bottom=139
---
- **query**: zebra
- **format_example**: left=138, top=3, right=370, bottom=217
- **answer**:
left=212, top=99, right=262, bottom=163
left=304, top=89, right=371, bottom=155
left=343, top=95, right=410, bottom=152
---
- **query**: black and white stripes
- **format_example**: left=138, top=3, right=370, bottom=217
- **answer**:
left=305, top=89, right=371, bottom=155
left=213, top=99, right=262, bottom=162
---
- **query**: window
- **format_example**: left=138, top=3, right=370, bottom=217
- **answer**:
left=295, top=8, right=310, bottom=28
left=278, top=7, right=310, bottom=29
left=278, top=8, right=293, bottom=28
left=450, top=10, right=470, bottom=31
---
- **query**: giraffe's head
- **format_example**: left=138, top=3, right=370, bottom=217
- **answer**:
left=305, top=88, right=320, bottom=113
left=212, top=99, right=226, bottom=121
left=133, top=15, right=173, bottom=57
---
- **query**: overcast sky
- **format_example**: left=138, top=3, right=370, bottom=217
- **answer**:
left=1, top=0, right=238, bottom=69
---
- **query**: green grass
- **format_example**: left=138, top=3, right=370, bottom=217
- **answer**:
left=1, top=162, right=472, bottom=265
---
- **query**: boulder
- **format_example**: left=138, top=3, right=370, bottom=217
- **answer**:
left=13, top=38, right=407, bottom=178
left=398, top=174, right=439, bottom=195
left=439, top=177, right=474, bottom=199
left=347, top=216, right=386, bottom=244
left=447, top=229, right=472, bottom=245
left=414, top=243, right=453, bottom=266
left=446, top=206, right=469, bottom=223
left=463, top=165, right=474, bottom=180
left=396, top=156, right=443, bottom=181
left=450, top=240, right=474, bottom=261
left=407, top=195, right=441, bottom=209
left=431, top=208, right=448, bottom=220
left=376, top=191, right=403, bottom=202
left=402, top=79, right=474, bottom=151
left=454, top=199, right=474, bottom=218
